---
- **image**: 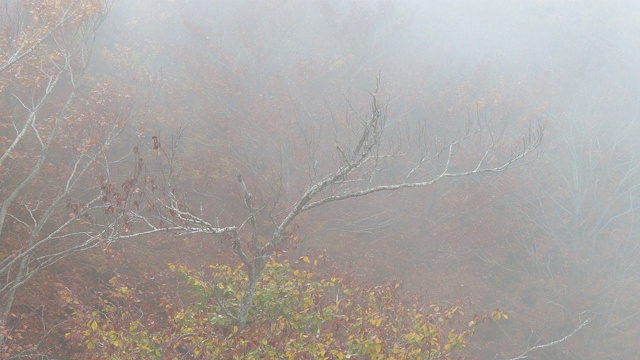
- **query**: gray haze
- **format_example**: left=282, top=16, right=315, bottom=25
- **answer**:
left=3, top=0, right=640, bottom=358
left=95, top=1, right=640, bottom=358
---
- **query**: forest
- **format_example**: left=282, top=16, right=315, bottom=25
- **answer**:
left=2, top=0, right=640, bottom=359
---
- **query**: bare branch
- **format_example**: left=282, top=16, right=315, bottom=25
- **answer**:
left=506, top=317, right=591, bottom=360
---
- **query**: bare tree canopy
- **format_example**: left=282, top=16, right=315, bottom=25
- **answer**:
left=103, top=77, right=542, bottom=325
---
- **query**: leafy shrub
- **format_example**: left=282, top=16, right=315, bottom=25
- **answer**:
left=67, top=257, right=504, bottom=359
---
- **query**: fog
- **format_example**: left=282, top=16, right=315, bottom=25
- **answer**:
left=3, top=0, right=640, bottom=358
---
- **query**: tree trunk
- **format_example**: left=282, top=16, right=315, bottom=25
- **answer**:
left=237, top=257, right=266, bottom=326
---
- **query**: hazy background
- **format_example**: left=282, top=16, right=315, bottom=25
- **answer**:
left=4, top=0, right=640, bottom=358
left=91, top=1, right=640, bottom=358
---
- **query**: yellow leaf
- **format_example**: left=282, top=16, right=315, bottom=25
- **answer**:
left=502, top=313, right=508, bottom=320
left=300, top=256, right=310, bottom=264
left=90, top=320, right=98, bottom=330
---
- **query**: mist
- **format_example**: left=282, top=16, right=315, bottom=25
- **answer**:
left=2, top=0, right=640, bottom=358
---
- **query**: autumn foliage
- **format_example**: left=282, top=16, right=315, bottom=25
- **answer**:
left=4, top=0, right=640, bottom=359
left=65, top=255, right=505, bottom=359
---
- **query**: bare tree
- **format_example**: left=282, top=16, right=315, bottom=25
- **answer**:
left=546, top=117, right=638, bottom=352
left=495, top=104, right=640, bottom=358
left=109, top=78, right=543, bottom=326
left=0, top=0, right=123, bottom=346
